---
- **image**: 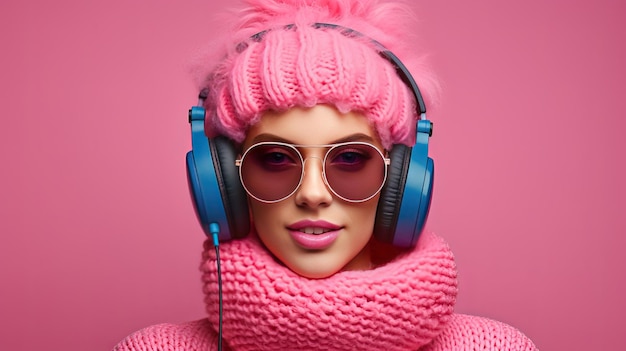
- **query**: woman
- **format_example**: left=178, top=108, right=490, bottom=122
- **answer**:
left=115, top=0, right=537, bottom=350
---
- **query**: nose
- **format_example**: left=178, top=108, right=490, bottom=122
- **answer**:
left=294, top=157, right=333, bottom=208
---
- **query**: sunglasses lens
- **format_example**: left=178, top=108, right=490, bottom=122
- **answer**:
left=325, top=143, right=386, bottom=201
left=240, top=144, right=302, bottom=202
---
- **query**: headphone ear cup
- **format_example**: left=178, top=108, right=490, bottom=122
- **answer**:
left=374, top=144, right=433, bottom=248
left=374, top=144, right=411, bottom=245
left=186, top=133, right=249, bottom=241
left=208, top=136, right=250, bottom=240
left=418, top=157, right=434, bottom=235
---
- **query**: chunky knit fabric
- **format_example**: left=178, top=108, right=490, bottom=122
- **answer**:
left=421, top=314, right=537, bottom=351
left=114, top=232, right=537, bottom=351
left=197, top=0, right=439, bottom=149
left=114, top=319, right=215, bottom=351
left=114, top=316, right=537, bottom=351
left=206, top=23, right=416, bottom=149
left=200, top=231, right=457, bottom=351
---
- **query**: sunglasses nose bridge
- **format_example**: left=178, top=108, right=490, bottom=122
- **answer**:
left=301, top=156, right=325, bottom=180
left=297, top=155, right=333, bottom=198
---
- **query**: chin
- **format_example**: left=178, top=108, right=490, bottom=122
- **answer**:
left=286, top=253, right=370, bottom=279
left=287, top=261, right=343, bottom=279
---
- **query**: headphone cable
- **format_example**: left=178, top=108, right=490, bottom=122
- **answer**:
left=210, top=224, right=223, bottom=351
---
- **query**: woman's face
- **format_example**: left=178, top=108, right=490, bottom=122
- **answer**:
left=242, top=105, right=383, bottom=279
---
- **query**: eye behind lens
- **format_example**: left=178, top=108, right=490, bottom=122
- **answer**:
left=325, top=143, right=386, bottom=202
left=327, top=145, right=374, bottom=171
left=239, top=143, right=304, bottom=202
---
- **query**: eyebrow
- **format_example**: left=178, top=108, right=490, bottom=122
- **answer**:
left=250, top=133, right=377, bottom=145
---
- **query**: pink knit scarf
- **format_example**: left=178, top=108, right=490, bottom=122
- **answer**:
left=200, top=232, right=458, bottom=351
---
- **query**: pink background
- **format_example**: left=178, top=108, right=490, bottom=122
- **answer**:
left=1, top=1, right=625, bottom=350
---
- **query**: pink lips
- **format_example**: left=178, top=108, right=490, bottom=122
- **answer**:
left=287, top=220, right=342, bottom=250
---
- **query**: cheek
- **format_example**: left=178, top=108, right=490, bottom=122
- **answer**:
left=248, top=201, right=285, bottom=240
left=347, top=197, right=379, bottom=231
left=248, top=201, right=298, bottom=268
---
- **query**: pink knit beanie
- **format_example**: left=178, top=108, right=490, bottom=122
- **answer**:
left=196, top=0, right=437, bottom=149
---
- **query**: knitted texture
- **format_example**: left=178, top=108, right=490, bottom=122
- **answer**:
left=200, top=231, right=458, bottom=351
left=113, top=319, right=216, bottom=351
left=113, top=234, right=538, bottom=351
left=113, top=315, right=538, bottom=351
left=422, top=314, right=538, bottom=351
left=197, top=0, right=439, bottom=149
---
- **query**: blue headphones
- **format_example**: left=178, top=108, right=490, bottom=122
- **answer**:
left=186, top=24, right=434, bottom=248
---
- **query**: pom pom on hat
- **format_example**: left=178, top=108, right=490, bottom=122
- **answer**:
left=195, top=0, right=438, bottom=149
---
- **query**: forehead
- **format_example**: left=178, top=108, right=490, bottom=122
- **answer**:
left=243, top=105, right=381, bottom=148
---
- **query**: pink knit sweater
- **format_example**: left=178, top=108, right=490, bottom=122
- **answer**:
left=114, top=232, right=537, bottom=350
